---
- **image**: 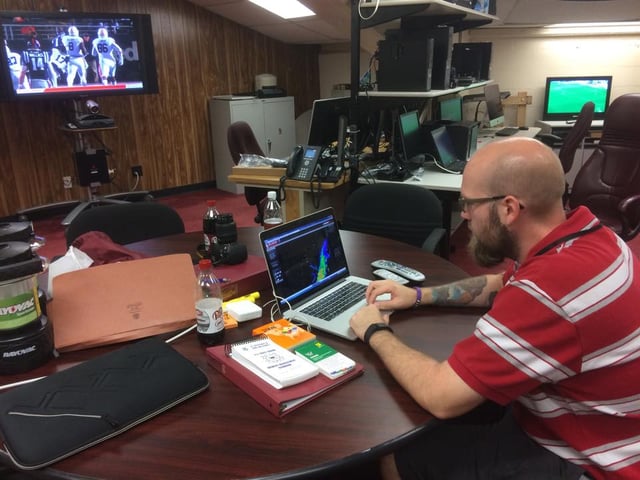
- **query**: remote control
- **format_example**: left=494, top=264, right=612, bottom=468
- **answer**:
left=370, top=260, right=425, bottom=283
left=372, top=268, right=410, bottom=285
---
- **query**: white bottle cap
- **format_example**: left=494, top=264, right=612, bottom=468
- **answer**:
left=267, top=191, right=277, bottom=200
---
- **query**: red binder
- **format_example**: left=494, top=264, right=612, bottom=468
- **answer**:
left=206, top=344, right=363, bottom=417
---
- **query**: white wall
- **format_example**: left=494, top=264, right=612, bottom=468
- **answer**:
left=319, top=30, right=640, bottom=126
left=465, top=28, right=640, bottom=125
left=318, top=48, right=374, bottom=100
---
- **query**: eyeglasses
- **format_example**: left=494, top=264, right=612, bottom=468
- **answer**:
left=458, top=195, right=507, bottom=212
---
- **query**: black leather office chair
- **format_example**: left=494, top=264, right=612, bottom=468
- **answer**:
left=568, top=93, right=640, bottom=241
left=342, top=183, right=447, bottom=257
left=537, top=101, right=595, bottom=205
left=65, top=202, right=185, bottom=246
left=227, top=121, right=271, bottom=224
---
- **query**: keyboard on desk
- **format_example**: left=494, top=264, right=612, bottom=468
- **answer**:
left=301, top=282, right=367, bottom=321
left=495, top=127, right=520, bottom=137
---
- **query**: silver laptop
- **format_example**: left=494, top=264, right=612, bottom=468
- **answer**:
left=259, top=208, right=374, bottom=340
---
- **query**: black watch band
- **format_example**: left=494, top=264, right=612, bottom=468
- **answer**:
left=363, top=322, right=393, bottom=346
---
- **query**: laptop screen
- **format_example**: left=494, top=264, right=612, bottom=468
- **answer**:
left=260, top=209, right=350, bottom=309
left=430, top=126, right=460, bottom=167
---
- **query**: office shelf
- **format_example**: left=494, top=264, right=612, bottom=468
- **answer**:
left=358, top=0, right=497, bottom=30
left=359, top=80, right=490, bottom=98
left=349, top=1, right=498, bottom=103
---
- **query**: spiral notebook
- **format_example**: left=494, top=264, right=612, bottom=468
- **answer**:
left=206, top=337, right=364, bottom=417
left=227, top=336, right=319, bottom=389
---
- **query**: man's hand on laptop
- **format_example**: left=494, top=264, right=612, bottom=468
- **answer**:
left=365, top=280, right=418, bottom=310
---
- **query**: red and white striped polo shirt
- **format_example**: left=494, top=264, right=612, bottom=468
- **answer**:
left=449, top=206, right=640, bottom=480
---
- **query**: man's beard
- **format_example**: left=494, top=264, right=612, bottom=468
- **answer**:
left=468, top=206, right=519, bottom=267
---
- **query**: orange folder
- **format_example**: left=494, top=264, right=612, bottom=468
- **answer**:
left=48, top=254, right=196, bottom=352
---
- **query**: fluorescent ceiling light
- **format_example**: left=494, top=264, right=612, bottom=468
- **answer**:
left=249, top=0, right=315, bottom=19
left=543, top=21, right=640, bottom=35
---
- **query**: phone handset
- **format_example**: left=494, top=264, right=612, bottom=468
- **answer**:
left=286, top=145, right=322, bottom=181
left=317, top=153, right=344, bottom=182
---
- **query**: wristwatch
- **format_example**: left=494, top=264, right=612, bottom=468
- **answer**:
left=363, top=322, right=394, bottom=346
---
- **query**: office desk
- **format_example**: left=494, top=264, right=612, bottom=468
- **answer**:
left=228, top=166, right=350, bottom=222
left=360, top=127, right=541, bottom=253
left=0, top=229, right=481, bottom=480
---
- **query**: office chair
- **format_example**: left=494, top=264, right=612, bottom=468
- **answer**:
left=342, top=183, right=447, bottom=257
left=227, top=121, right=271, bottom=224
left=568, top=93, right=640, bottom=241
left=65, top=201, right=185, bottom=246
left=536, top=101, right=595, bottom=205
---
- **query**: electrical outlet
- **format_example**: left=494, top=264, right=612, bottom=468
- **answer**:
left=63, top=176, right=72, bottom=189
left=131, top=165, right=143, bottom=177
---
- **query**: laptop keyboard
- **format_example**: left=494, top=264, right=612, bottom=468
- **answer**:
left=301, top=282, right=367, bottom=321
left=448, top=159, right=467, bottom=173
left=495, top=127, right=519, bottom=137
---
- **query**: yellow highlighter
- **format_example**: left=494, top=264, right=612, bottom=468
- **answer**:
left=222, top=291, right=260, bottom=309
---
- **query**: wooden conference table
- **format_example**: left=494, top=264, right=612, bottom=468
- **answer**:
left=0, top=228, right=485, bottom=480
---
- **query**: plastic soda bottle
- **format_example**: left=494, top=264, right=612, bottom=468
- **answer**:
left=195, top=258, right=224, bottom=346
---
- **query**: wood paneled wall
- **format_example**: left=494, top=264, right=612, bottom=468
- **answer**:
left=0, top=0, right=320, bottom=218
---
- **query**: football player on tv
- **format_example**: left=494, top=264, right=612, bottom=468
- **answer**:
left=5, top=40, right=29, bottom=91
left=62, top=26, right=88, bottom=87
left=91, top=28, right=124, bottom=86
left=48, top=29, right=67, bottom=88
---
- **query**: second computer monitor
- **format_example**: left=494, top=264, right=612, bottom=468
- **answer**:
left=483, top=84, right=504, bottom=127
left=438, top=96, right=463, bottom=123
left=398, top=110, right=425, bottom=163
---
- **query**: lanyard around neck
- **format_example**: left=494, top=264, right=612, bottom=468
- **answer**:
left=534, top=224, right=602, bottom=257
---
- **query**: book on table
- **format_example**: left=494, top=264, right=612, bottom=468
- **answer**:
left=294, top=340, right=356, bottom=380
left=251, top=318, right=316, bottom=351
left=206, top=337, right=364, bottom=417
left=228, top=336, right=318, bottom=389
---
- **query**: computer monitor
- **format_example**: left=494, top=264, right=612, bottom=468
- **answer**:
left=438, top=96, right=463, bottom=122
left=307, top=97, right=374, bottom=152
left=542, top=75, right=612, bottom=121
left=483, top=84, right=504, bottom=127
left=452, top=42, right=492, bottom=82
left=398, top=110, right=425, bottom=162
left=307, top=97, right=349, bottom=147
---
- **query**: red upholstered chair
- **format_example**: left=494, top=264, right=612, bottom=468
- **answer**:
left=227, top=121, right=270, bottom=224
left=568, top=93, right=640, bottom=241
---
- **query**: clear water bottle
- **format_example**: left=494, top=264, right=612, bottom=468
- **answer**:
left=262, top=191, right=283, bottom=229
left=195, top=258, right=224, bottom=346
left=202, top=200, right=220, bottom=256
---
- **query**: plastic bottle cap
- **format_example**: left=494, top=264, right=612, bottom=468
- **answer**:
left=267, top=191, right=277, bottom=200
left=206, top=200, right=216, bottom=207
left=199, top=258, right=213, bottom=269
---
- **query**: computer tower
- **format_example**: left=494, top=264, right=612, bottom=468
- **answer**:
left=399, top=22, right=453, bottom=91
left=376, top=37, right=434, bottom=92
left=428, top=26, right=454, bottom=90
left=447, top=121, right=480, bottom=160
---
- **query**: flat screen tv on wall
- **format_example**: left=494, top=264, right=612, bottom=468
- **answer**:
left=0, top=11, right=158, bottom=101
left=542, top=75, right=612, bottom=121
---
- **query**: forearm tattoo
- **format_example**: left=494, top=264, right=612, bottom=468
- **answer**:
left=431, top=276, right=489, bottom=306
